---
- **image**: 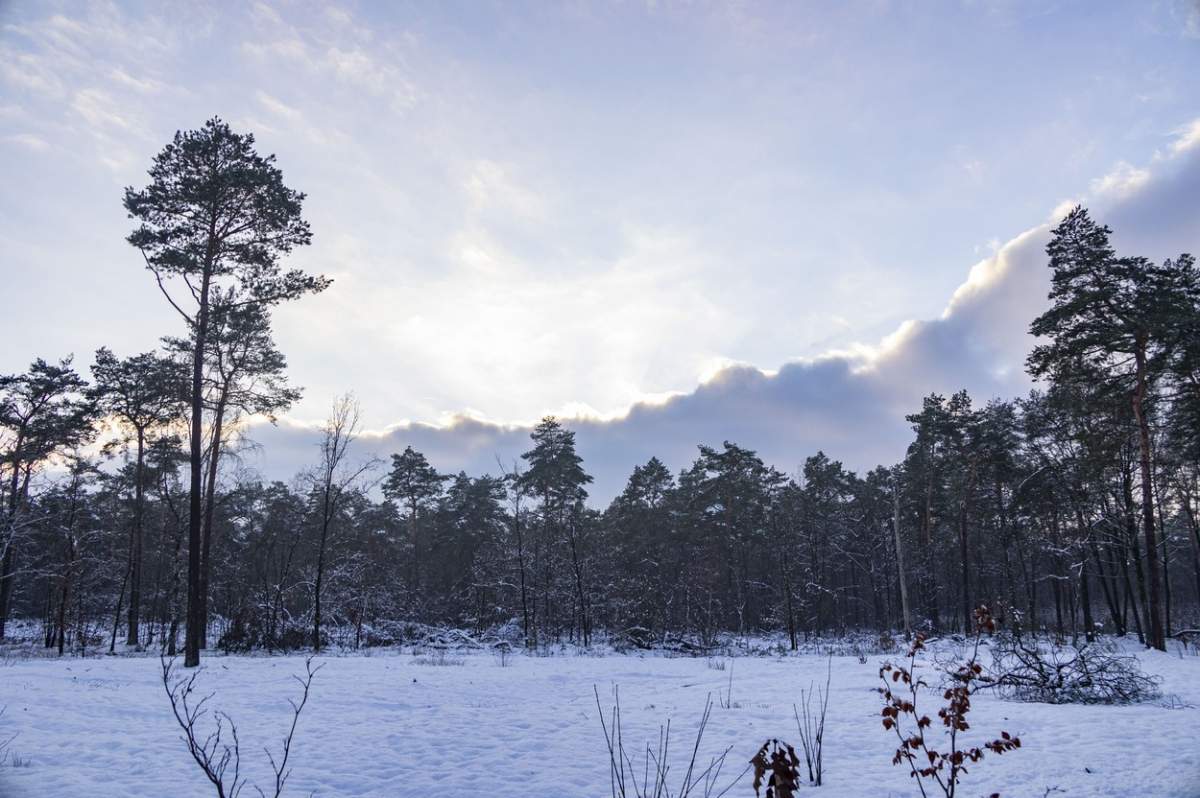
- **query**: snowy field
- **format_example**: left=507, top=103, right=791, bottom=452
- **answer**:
left=0, top=639, right=1197, bottom=797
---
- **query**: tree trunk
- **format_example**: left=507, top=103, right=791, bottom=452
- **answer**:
left=1089, top=537, right=1122, bottom=635
left=1119, top=546, right=1145, bottom=644
left=110, top=560, right=130, bottom=654
left=893, top=471, right=912, bottom=639
left=1181, top=488, right=1200, bottom=610
left=1131, top=343, right=1166, bottom=650
left=0, top=439, right=25, bottom=640
left=312, top=482, right=334, bottom=652
left=1152, top=471, right=1173, bottom=638
left=566, top=517, right=589, bottom=647
left=782, top=545, right=797, bottom=650
left=126, top=428, right=146, bottom=647
left=57, top=537, right=74, bottom=656
left=184, top=265, right=213, bottom=668
left=1079, top=552, right=1094, bottom=642
left=513, top=510, right=531, bottom=649
left=1073, top=509, right=1096, bottom=641
left=198, top=396, right=227, bottom=650
left=0, top=547, right=13, bottom=640
left=958, top=500, right=971, bottom=634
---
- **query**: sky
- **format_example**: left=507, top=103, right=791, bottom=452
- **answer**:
left=2, top=0, right=1199, bottom=502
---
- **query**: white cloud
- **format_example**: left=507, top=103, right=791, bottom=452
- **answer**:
left=1182, top=0, right=1200, bottom=38
left=3, top=0, right=1199, bottom=503
left=0, top=51, right=64, bottom=96
left=109, top=67, right=163, bottom=94
left=4, top=133, right=50, bottom=151
left=242, top=38, right=308, bottom=61
left=252, top=133, right=1200, bottom=501
left=256, top=91, right=301, bottom=121
left=1090, top=161, right=1151, bottom=199
left=71, top=88, right=132, bottom=130
left=1170, top=117, right=1200, bottom=156
left=464, top=160, right=546, bottom=219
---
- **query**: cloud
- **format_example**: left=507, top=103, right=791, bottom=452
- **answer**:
left=256, top=91, right=301, bottom=121
left=242, top=125, right=1200, bottom=503
left=1090, top=161, right=1151, bottom=200
left=4, top=3, right=1197, bottom=505
left=464, top=160, right=546, bottom=220
left=4, top=133, right=50, bottom=152
left=239, top=5, right=421, bottom=111
left=1170, top=118, right=1200, bottom=156
left=0, top=50, right=64, bottom=96
left=109, top=67, right=163, bottom=94
left=1181, top=0, right=1200, bottom=38
left=71, top=88, right=132, bottom=131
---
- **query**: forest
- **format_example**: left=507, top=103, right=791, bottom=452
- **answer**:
left=2, top=118, right=1199, bottom=668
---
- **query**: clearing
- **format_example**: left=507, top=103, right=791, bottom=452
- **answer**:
left=0, top=639, right=1196, bottom=797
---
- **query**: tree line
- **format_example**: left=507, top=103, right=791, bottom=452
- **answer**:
left=1, top=121, right=1197, bottom=666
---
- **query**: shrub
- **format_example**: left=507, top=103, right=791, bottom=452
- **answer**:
left=594, top=687, right=748, bottom=798
left=612, top=626, right=657, bottom=652
left=750, top=739, right=800, bottom=797
left=879, top=606, right=1021, bottom=798
left=161, top=655, right=321, bottom=798
left=0, top=706, right=14, bottom=767
left=793, top=656, right=830, bottom=786
left=412, top=650, right=464, bottom=667
left=985, top=638, right=1161, bottom=705
left=216, top=608, right=315, bottom=653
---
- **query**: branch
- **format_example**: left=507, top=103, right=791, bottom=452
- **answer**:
left=143, top=252, right=197, bottom=327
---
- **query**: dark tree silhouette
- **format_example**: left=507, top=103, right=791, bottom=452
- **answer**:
left=125, top=118, right=329, bottom=666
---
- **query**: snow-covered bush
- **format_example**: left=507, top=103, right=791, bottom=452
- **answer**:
left=411, top=649, right=464, bottom=666
left=216, top=610, right=314, bottom=653
left=985, top=638, right=1161, bottom=705
left=611, top=626, right=656, bottom=651
left=492, top=642, right=513, bottom=667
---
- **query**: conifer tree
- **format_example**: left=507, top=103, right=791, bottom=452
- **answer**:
left=0, top=358, right=96, bottom=638
left=91, top=348, right=184, bottom=647
left=125, top=117, right=329, bottom=666
left=1028, top=207, right=1194, bottom=650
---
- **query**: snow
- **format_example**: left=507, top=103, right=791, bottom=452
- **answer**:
left=0, top=639, right=1197, bottom=797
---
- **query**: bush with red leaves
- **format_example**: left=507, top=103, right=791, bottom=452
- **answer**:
left=750, top=739, right=800, bottom=798
left=878, top=606, right=1021, bottom=798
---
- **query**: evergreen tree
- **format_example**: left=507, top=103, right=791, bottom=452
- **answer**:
left=383, top=446, right=447, bottom=600
left=164, top=299, right=302, bottom=648
left=90, top=348, right=184, bottom=647
left=125, top=118, right=329, bottom=666
left=518, top=417, right=593, bottom=644
left=0, top=357, right=96, bottom=638
left=1028, top=207, right=1194, bottom=650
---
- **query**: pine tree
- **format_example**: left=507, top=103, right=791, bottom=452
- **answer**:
left=518, top=417, right=593, bottom=644
left=91, top=348, right=184, bottom=647
left=125, top=118, right=329, bottom=666
left=383, top=446, right=447, bottom=601
left=0, top=358, right=96, bottom=639
left=1028, top=207, right=1194, bottom=650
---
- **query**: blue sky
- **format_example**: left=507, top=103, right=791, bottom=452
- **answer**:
left=2, top=0, right=1199, bottom=497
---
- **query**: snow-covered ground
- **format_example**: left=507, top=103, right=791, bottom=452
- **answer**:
left=0, top=639, right=1197, bottom=797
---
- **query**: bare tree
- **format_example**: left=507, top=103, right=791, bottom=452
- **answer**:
left=308, top=394, right=378, bottom=651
